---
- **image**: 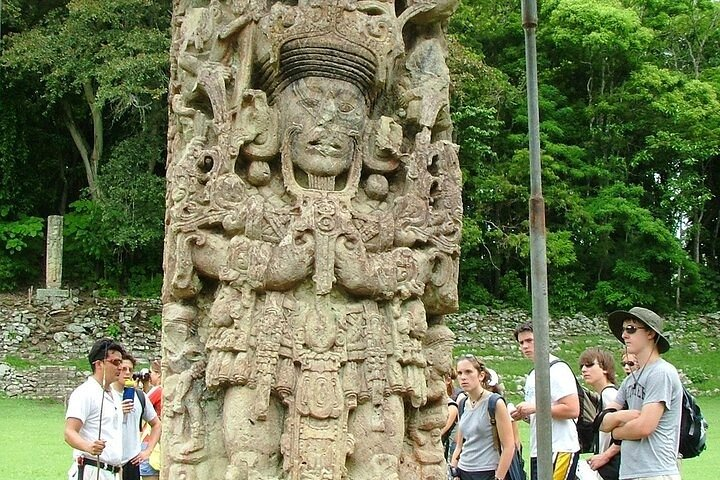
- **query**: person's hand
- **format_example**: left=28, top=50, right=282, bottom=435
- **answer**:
left=122, top=399, right=134, bottom=414
left=511, top=401, right=535, bottom=420
left=132, top=448, right=152, bottom=465
left=86, top=439, right=106, bottom=456
left=588, top=453, right=609, bottom=470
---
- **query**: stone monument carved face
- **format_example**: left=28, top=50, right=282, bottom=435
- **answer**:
left=284, top=77, right=365, bottom=179
left=162, top=0, right=461, bottom=479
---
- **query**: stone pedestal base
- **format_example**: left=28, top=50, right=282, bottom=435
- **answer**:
left=34, top=288, right=73, bottom=308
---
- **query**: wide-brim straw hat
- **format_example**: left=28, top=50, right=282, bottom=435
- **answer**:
left=608, top=307, right=670, bottom=354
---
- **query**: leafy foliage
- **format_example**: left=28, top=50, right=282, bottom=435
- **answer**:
left=0, top=0, right=169, bottom=295
left=450, top=0, right=720, bottom=314
left=0, top=0, right=719, bottom=312
left=0, top=216, right=45, bottom=290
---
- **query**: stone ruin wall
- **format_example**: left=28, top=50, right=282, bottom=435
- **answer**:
left=0, top=297, right=161, bottom=401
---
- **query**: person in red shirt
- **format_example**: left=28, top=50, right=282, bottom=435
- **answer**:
left=140, top=358, right=162, bottom=479
left=147, top=359, right=162, bottom=416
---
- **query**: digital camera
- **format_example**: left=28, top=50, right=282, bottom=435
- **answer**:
left=132, top=371, right=151, bottom=381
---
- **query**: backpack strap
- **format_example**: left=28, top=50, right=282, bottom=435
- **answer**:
left=457, top=393, right=467, bottom=419
left=488, top=393, right=504, bottom=453
left=599, top=384, right=616, bottom=410
left=548, top=358, right=563, bottom=369
left=135, top=388, right=147, bottom=431
left=546, top=358, right=579, bottom=423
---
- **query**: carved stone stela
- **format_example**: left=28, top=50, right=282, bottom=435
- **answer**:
left=162, top=0, right=461, bottom=478
left=46, top=215, right=64, bottom=289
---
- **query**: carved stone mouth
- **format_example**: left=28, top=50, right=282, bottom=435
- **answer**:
left=308, top=136, right=343, bottom=156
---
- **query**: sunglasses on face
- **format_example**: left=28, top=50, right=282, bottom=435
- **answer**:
left=580, top=362, right=597, bottom=369
left=622, top=361, right=636, bottom=367
left=104, top=358, right=123, bottom=366
left=621, top=325, right=646, bottom=335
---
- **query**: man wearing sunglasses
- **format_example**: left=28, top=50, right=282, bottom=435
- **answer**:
left=65, top=338, right=127, bottom=480
left=600, top=307, right=682, bottom=480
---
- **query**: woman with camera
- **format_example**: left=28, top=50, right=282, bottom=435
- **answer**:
left=450, top=355, right=516, bottom=480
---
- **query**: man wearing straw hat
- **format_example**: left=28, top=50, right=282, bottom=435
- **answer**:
left=600, top=307, right=682, bottom=480
left=65, top=338, right=127, bottom=480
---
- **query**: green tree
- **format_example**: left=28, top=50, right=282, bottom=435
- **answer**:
left=1, top=0, right=171, bottom=294
left=2, top=0, right=170, bottom=200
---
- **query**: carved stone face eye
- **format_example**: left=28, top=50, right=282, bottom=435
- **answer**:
left=397, top=268, right=409, bottom=281
left=338, top=102, right=355, bottom=113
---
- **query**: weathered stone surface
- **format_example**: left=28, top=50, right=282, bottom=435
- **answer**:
left=163, top=0, right=461, bottom=478
left=46, top=215, right=64, bottom=289
left=0, top=296, right=161, bottom=401
left=34, top=288, right=72, bottom=308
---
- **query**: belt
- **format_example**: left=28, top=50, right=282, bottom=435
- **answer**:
left=78, top=456, right=121, bottom=473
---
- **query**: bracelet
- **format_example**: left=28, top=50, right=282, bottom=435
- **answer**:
left=610, top=430, right=622, bottom=446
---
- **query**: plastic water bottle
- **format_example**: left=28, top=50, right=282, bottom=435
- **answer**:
left=123, top=379, right=135, bottom=423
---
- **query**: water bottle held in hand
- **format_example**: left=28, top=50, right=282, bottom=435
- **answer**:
left=122, top=379, right=134, bottom=423
left=123, top=379, right=135, bottom=402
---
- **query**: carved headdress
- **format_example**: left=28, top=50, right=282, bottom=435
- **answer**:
left=257, top=1, right=403, bottom=105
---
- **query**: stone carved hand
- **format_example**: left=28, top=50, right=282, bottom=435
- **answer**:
left=263, top=229, right=315, bottom=290
left=333, top=233, right=376, bottom=295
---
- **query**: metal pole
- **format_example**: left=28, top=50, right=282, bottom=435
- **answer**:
left=521, top=1, right=553, bottom=479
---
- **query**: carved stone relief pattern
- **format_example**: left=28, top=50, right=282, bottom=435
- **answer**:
left=46, top=215, right=64, bottom=288
left=163, top=0, right=461, bottom=478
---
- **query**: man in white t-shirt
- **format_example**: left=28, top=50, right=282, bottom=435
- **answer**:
left=511, top=323, right=580, bottom=480
left=65, top=338, right=127, bottom=480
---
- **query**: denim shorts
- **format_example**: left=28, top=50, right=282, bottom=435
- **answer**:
left=138, top=442, right=159, bottom=476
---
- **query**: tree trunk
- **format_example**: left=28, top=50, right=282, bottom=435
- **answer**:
left=676, top=263, right=681, bottom=311
left=62, top=102, right=99, bottom=200
left=694, top=209, right=703, bottom=263
left=84, top=80, right=104, bottom=198
left=61, top=80, right=104, bottom=200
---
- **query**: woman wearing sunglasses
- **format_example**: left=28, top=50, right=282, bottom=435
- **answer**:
left=620, top=353, right=639, bottom=376
left=449, top=355, right=515, bottom=480
left=579, top=348, right=620, bottom=480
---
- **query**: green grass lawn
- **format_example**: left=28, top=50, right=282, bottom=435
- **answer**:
left=0, top=397, right=68, bottom=479
left=0, top=394, right=717, bottom=479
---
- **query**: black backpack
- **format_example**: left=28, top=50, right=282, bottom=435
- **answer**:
left=549, top=359, right=601, bottom=454
left=678, top=386, right=708, bottom=458
left=134, top=387, right=147, bottom=432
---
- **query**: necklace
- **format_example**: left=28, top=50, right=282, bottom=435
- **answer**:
left=467, top=389, right=486, bottom=409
